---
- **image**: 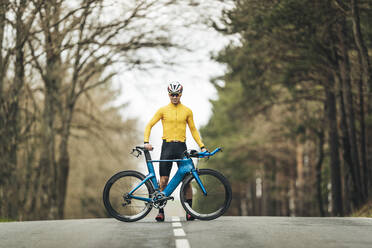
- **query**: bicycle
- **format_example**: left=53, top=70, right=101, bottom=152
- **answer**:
left=103, top=146, right=232, bottom=222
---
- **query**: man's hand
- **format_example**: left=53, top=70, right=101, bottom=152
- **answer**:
left=144, top=143, right=153, bottom=151
left=201, top=147, right=208, bottom=153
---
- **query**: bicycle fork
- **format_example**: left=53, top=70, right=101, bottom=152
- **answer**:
left=191, top=169, right=208, bottom=196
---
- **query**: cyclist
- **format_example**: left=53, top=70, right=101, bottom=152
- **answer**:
left=144, top=82, right=207, bottom=222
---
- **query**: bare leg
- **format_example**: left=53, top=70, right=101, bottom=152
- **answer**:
left=156, top=176, right=169, bottom=220
left=159, top=176, right=169, bottom=191
left=155, top=176, right=169, bottom=221
left=185, top=182, right=193, bottom=200
left=185, top=182, right=195, bottom=220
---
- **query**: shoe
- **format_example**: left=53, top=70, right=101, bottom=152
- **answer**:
left=186, top=213, right=195, bottom=221
left=155, top=212, right=165, bottom=222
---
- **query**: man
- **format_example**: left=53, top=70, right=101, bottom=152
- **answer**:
left=144, top=82, right=207, bottom=222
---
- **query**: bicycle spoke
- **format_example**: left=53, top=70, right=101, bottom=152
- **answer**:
left=103, top=171, right=154, bottom=222
left=181, top=169, right=232, bottom=220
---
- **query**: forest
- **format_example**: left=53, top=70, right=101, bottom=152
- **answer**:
left=0, top=0, right=209, bottom=220
left=1, top=0, right=371, bottom=220
left=201, top=0, right=372, bottom=217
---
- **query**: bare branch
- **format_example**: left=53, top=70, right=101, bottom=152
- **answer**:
left=333, top=0, right=350, bottom=14
left=74, top=71, right=116, bottom=104
left=27, top=39, right=46, bottom=82
left=69, top=0, right=96, bottom=106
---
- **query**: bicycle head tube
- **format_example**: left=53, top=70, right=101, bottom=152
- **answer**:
left=144, top=150, right=152, bottom=161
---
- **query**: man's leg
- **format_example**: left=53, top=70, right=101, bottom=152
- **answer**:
left=156, top=141, right=172, bottom=222
left=160, top=176, right=169, bottom=191
left=155, top=176, right=169, bottom=221
left=185, top=182, right=195, bottom=220
left=185, top=183, right=192, bottom=199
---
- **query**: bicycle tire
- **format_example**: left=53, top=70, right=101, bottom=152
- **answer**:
left=180, top=169, right=232, bottom=220
left=103, top=170, right=154, bottom=222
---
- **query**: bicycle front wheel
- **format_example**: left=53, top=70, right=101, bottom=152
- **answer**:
left=180, top=169, right=232, bottom=220
left=103, top=170, right=154, bottom=222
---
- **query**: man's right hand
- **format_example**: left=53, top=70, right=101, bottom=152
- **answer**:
left=144, top=143, right=153, bottom=151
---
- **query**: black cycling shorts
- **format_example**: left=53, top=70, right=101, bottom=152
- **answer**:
left=159, top=140, right=187, bottom=177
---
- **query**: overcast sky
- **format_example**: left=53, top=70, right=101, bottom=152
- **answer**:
left=112, top=1, right=236, bottom=157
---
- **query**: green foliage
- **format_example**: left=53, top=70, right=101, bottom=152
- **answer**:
left=203, top=0, right=332, bottom=178
left=0, top=218, right=15, bottom=222
left=204, top=0, right=372, bottom=216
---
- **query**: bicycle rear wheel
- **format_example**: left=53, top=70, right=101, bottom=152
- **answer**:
left=103, top=170, right=154, bottom=222
left=180, top=169, right=232, bottom=220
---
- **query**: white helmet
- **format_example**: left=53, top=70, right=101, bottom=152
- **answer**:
left=167, top=81, right=183, bottom=94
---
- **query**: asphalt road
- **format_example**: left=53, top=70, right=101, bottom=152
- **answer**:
left=1, top=216, right=371, bottom=248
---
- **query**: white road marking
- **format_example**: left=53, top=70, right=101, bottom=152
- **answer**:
left=175, top=239, right=191, bottom=248
left=172, top=216, right=190, bottom=247
left=173, top=228, right=186, bottom=237
left=172, top=216, right=181, bottom=222
left=172, top=222, right=182, bottom=227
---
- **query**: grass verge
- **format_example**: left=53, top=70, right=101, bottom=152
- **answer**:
left=351, top=199, right=372, bottom=218
left=0, top=218, right=15, bottom=222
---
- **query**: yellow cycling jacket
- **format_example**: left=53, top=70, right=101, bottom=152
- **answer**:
left=144, top=103, right=205, bottom=148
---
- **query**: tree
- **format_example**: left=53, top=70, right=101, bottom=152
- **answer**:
left=205, top=0, right=372, bottom=216
left=27, top=0, right=208, bottom=219
left=1, top=0, right=210, bottom=220
left=0, top=0, right=38, bottom=219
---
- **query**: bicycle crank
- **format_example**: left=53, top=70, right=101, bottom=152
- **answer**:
left=152, top=192, right=174, bottom=209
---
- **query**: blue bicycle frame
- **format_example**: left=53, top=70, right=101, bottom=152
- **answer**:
left=128, top=148, right=222, bottom=203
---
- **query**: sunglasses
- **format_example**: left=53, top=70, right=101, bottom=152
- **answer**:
left=169, top=93, right=180, bottom=97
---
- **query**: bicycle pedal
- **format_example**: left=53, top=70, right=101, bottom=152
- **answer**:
left=165, top=196, right=174, bottom=201
left=161, top=196, right=174, bottom=201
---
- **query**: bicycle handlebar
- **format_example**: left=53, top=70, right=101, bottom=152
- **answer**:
left=132, top=146, right=222, bottom=159
left=190, top=147, right=223, bottom=158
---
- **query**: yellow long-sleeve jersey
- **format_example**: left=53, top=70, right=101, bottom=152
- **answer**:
left=144, top=103, right=205, bottom=148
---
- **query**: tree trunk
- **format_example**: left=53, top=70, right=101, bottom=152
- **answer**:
left=239, top=183, right=248, bottom=216
left=336, top=20, right=365, bottom=203
left=262, top=160, right=277, bottom=216
left=0, top=0, right=9, bottom=219
left=358, top=71, right=368, bottom=198
left=270, top=160, right=277, bottom=216
left=56, top=107, right=73, bottom=218
left=250, top=180, right=257, bottom=215
left=36, top=0, right=64, bottom=219
left=38, top=86, right=57, bottom=219
left=39, top=49, right=62, bottom=220
left=0, top=0, right=27, bottom=219
left=336, top=72, right=361, bottom=208
left=57, top=143, right=70, bottom=219
left=325, top=85, right=343, bottom=216
left=350, top=0, right=372, bottom=93
left=315, top=128, right=325, bottom=217
left=350, top=0, right=372, bottom=197
left=296, top=141, right=305, bottom=216
left=0, top=0, right=7, bottom=93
